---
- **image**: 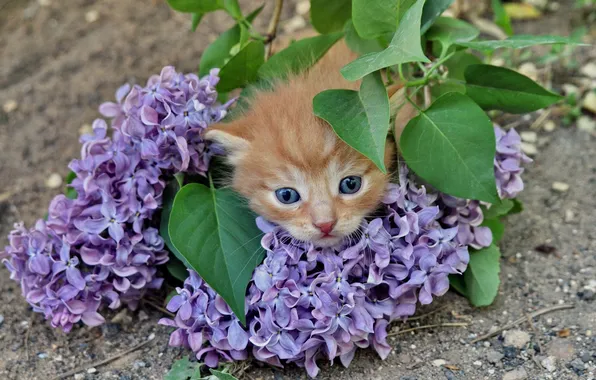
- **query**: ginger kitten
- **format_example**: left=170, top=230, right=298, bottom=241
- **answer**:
left=205, top=42, right=396, bottom=247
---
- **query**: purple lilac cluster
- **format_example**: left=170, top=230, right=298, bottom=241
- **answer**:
left=160, top=125, right=530, bottom=377
left=1, top=67, right=230, bottom=332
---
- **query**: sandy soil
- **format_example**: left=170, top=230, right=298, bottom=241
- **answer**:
left=0, top=1, right=595, bottom=379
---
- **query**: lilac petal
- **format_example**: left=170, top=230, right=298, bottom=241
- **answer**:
left=228, top=320, right=249, bottom=351
left=29, top=255, right=51, bottom=275
left=81, top=312, right=105, bottom=327
left=75, top=218, right=109, bottom=234
left=66, top=267, right=86, bottom=290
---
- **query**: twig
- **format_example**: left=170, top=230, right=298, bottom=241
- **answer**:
left=407, top=305, right=449, bottom=321
left=52, top=336, right=155, bottom=380
left=470, top=304, right=575, bottom=344
left=525, top=312, right=541, bottom=354
left=530, top=108, right=552, bottom=130
left=387, top=322, right=469, bottom=337
left=264, top=0, right=284, bottom=59
left=142, top=299, right=175, bottom=317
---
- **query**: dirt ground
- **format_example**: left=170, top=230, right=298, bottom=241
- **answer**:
left=0, top=0, right=595, bottom=379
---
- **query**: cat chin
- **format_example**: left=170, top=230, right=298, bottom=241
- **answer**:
left=310, top=236, right=344, bottom=248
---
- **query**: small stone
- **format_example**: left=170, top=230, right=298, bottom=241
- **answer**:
left=504, top=346, right=519, bottom=359
left=586, top=330, right=592, bottom=337
left=111, top=309, right=132, bottom=325
left=138, top=310, right=149, bottom=321
left=543, top=120, right=556, bottom=132
left=548, top=339, right=576, bottom=360
left=432, top=359, right=447, bottom=367
left=0, top=315, right=4, bottom=327
left=74, top=374, right=84, bottom=380
left=502, top=367, right=528, bottom=380
left=583, top=91, right=596, bottom=114
left=541, top=356, right=557, bottom=372
left=487, top=350, right=505, bottom=364
left=564, top=209, right=575, bottom=223
left=473, top=360, right=482, bottom=366
left=551, top=181, right=570, bottom=193
left=295, top=1, right=310, bottom=15
left=2, top=100, right=18, bottom=113
left=580, top=352, right=591, bottom=363
left=282, top=16, right=306, bottom=33
left=578, top=289, right=595, bottom=301
left=483, top=342, right=491, bottom=348
left=45, top=173, right=63, bottom=189
left=518, top=62, right=538, bottom=81
left=504, top=330, right=531, bottom=349
left=491, top=58, right=505, bottom=67
left=520, top=142, right=537, bottom=156
left=580, top=62, right=596, bottom=79
left=577, top=116, right=596, bottom=132
left=569, top=358, right=585, bottom=372
left=38, top=0, right=51, bottom=6
left=85, top=10, right=99, bottom=23
left=520, top=131, right=537, bottom=143
left=133, top=360, right=147, bottom=369
left=562, top=84, right=580, bottom=96
left=87, top=367, right=97, bottom=374
left=37, top=352, right=48, bottom=359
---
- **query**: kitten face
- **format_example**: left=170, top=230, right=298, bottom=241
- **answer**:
left=206, top=111, right=395, bottom=247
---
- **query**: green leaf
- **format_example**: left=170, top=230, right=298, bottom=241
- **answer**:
left=399, top=92, right=498, bottom=203
left=65, top=171, right=77, bottom=200
left=420, top=0, right=454, bottom=34
left=199, top=6, right=263, bottom=77
left=209, top=369, right=239, bottom=380
left=216, top=40, right=265, bottom=92
left=464, top=245, right=501, bottom=307
left=482, top=199, right=514, bottom=219
left=222, top=0, right=242, bottom=20
left=341, top=0, right=429, bottom=81
left=464, top=64, right=562, bottom=113
left=310, top=0, right=352, bottom=34
left=481, top=217, right=505, bottom=242
left=169, top=183, right=265, bottom=325
left=167, top=256, right=190, bottom=282
left=426, top=17, right=479, bottom=55
left=509, top=198, right=523, bottom=214
left=164, top=357, right=202, bottom=380
left=491, top=0, right=513, bottom=36
left=258, top=32, right=343, bottom=80
left=160, top=180, right=193, bottom=269
left=167, top=0, right=222, bottom=13
left=449, top=274, right=467, bottom=296
left=191, top=12, right=204, bottom=32
left=313, top=71, right=390, bottom=172
left=459, top=34, right=588, bottom=52
left=344, top=20, right=385, bottom=55
left=432, top=51, right=482, bottom=97
left=352, top=0, right=415, bottom=39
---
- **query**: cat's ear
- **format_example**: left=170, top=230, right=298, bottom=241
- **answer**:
left=205, top=122, right=251, bottom=165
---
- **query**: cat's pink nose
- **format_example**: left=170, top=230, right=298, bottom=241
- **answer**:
left=314, top=220, right=336, bottom=235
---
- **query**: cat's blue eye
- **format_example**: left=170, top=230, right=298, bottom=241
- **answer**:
left=275, top=188, right=301, bottom=204
left=339, top=176, right=362, bottom=195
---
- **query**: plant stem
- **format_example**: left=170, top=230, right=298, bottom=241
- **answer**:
left=264, top=0, right=284, bottom=59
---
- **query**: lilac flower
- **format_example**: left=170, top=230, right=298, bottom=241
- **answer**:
left=494, top=126, right=532, bottom=199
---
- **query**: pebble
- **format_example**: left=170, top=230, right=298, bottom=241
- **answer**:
left=45, top=173, right=63, bottom=189
left=569, top=358, right=585, bottom=373
left=37, top=352, right=48, bottom=359
left=473, top=360, right=482, bottom=367
left=551, top=181, right=570, bottom=193
left=520, top=131, right=537, bottom=143
left=432, top=359, right=446, bottom=367
left=87, top=367, right=97, bottom=374
left=38, top=0, right=51, bottom=6
left=548, top=339, right=576, bottom=360
left=577, top=116, right=596, bottom=132
left=586, top=330, right=592, bottom=337
left=583, top=91, right=596, bottom=114
left=85, top=10, right=99, bottom=23
left=518, top=62, right=538, bottom=81
left=502, top=367, right=528, bottom=380
left=580, top=352, right=591, bottom=363
left=520, top=142, right=537, bottom=156
left=562, top=84, right=580, bottom=96
left=0, top=315, right=4, bottom=327
left=2, top=100, right=18, bottom=113
left=487, top=350, right=505, bottom=364
left=504, top=330, right=531, bottom=349
left=580, top=62, right=596, bottom=79
left=541, top=356, right=557, bottom=372
left=133, top=360, right=147, bottom=369
left=138, top=310, right=149, bottom=322
left=564, top=209, right=575, bottom=223
left=295, top=1, right=310, bottom=15
left=111, top=309, right=132, bottom=325
left=74, top=374, right=84, bottom=380
left=578, top=289, right=595, bottom=301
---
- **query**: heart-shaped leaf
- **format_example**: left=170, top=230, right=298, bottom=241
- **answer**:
left=258, top=32, right=343, bottom=80
left=449, top=274, right=467, bottom=296
left=341, top=0, right=429, bottom=81
left=352, top=0, right=416, bottom=40
left=464, top=245, right=501, bottom=307
left=310, top=0, right=352, bottom=34
left=313, top=71, right=390, bottom=172
left=160, top=180, right=193, bottom=270
left=459, top=34, right=587, bottom=52
left=169, top=183, right=264, bottom=325
left=426, top=17, right=479, bottom=55
left=216, top=40, right=265, bottom=93
left=464, top=64, right=562, bottom=113
left=420, top=0, right=455, bottom=34
left=199, top=6, right=263, bottom=77
left=400, top=92, right=499, bottom=203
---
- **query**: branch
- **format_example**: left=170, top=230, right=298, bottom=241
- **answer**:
left=264, top=0, right=284, bottom=59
